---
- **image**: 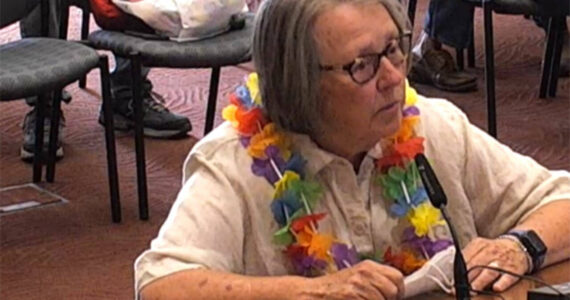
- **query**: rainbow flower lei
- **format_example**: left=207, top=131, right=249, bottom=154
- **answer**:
left=222, top=73, right=452, bottom=276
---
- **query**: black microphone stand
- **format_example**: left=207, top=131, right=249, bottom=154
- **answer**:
left=415, top=154, right=471, bottom=300
left=439, top=205, right=471, bottom=300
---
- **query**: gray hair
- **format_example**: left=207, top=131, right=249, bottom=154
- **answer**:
left=252, top=0, right=411, bottom=136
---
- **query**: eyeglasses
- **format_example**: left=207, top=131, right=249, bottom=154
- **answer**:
left=319, top=32, right=412, bottom=84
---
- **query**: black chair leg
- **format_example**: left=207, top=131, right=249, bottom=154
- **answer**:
left=540, top=17, right=557, bottom=98
left=548, top=17, right=563, bottom=98
left=81, top=7, right=89, bottom=40
left=46, top=90, right=63, bottom=182
left=33, top=94, right=47, bottom=183
left=408, top=0, right=417, bottom=27
left=78, top=8, right=89, bottom=88
left=456, top=48, right=465, bottom=70
left=99, top=55, right=122, bottom=223
left=130, top=53, right=149, bottom=221
left=40, top=0, right=49, bottom=37
left=483, top=3, right=497, bottom=138
left=204, top=67, right=221, bottom=136
left=468, top=29, right=475, bottom=68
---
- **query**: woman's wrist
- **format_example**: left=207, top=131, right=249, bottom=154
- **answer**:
left=497, top=234, right=533, bottom=274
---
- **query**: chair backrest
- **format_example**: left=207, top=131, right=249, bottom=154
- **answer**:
left=0, top=0, right=41, bottom=29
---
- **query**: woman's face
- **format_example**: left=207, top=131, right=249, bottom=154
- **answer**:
left=314, top=2, right=406, bottom=154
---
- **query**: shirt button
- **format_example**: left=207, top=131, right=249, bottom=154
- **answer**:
left=353, top=223, right=366, bottom=236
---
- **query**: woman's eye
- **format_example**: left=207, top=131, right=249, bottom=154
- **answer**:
left=351, top=59, right=368, bottom=72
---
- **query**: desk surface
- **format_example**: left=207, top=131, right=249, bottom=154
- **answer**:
left=409, top=260, right=570, bottom=300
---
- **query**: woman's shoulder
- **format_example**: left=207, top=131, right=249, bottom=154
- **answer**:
left=415, top=94, right=469, bottom=125
left=192, top=122, right=243, bottom=158
left=182, top=122, right=253, bottom=181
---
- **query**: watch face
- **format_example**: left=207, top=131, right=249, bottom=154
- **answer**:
left=525, top=230, right=547, bottom=256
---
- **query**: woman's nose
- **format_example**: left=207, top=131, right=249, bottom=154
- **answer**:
left=376, top=58, right=405, bottom=91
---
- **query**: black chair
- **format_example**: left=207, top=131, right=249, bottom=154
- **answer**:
left=81, top=10, right=254, bottom=220
left=407, top=0, right=568, bottom=137
left=60, top=0, right=91, bottom=88
left=0, top=0, right=122, bottom=222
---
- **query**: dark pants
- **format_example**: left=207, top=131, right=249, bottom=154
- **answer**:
left=21, top=1, right=150, bottom=107
left=423, top=0, right=475, bottom=49
left=424, top=0, right=568, bottom=50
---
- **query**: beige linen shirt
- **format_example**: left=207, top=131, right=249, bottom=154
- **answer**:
left=134, top=95, right=570, bottom=293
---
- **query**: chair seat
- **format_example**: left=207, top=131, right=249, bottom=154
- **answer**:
left=465, top=0, right=568, bottom=16
left=88, top=14, right=254, bottom=68
left=0, top=38, right=99, bottom=101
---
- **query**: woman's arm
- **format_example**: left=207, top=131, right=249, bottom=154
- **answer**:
left=514, top=200, right=570, bottom=267
left=463, top=200, right=570, bottom=292
left=140, top=269, right=305, bottom=300
left=140, top=261, right=405, bottom=300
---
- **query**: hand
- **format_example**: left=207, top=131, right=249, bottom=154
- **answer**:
left=301, top=260, right=405, bottom=300
left=463, top=237, right=529, bottom=292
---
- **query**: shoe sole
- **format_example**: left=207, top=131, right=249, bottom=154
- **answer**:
left=99, top=113, right=191, bottom=139
left=409, top=69, right=478, bottom=93
left=20, top=146, right=64, bottom=163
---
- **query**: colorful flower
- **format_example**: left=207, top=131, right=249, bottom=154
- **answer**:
left=273, top=224, right=294, bottom=245
left=394, top=137, right=425, bottom=159
left=285, top=245, right=328, bottom=276
left=407, top=202, right=445, bottom=237
left=390, top=186, right=428, bottom=217
left=235, top=85, right=255, bottom=109
left=252, top=145, right=286, bottom=184
left=296, top=226, right=335, bottom=261
left=291, top=213, right=326, bottom=233
left=284, top=154, right=307, bottom=179
left=270, top=189, right=302, bottom=226
left=383, top=247, right=426, bottom=275
left=222, top=104, right=239, bottom=127
left=405, top=80, right=418, bottom=106
left=377, top=164, right=417, bottom=201
left=376, top=152, right=405, bottom=172
left=246, top=73, right=262, bottom=105
left=273, top=170, right=300, bottom=199
left=391, top=115, right=419, bottom=143
left=248, top=123, right=291, bottom=159
left=402, top=227, right=453, bottom=258
left=331, top=243, right=359, bottom=270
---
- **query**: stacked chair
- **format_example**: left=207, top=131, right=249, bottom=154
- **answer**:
left=0, top=0, right=121, bottom=222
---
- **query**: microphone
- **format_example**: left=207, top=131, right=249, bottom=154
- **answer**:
left=415, top=153, right=471, bottom=300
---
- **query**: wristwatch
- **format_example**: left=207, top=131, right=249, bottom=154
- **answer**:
left=506, top=230, right=547, bottom=274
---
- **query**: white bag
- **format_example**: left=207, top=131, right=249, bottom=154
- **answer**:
left=112, top=0, right=246, bottom=42
left=403, top=247, right=455, bottom=298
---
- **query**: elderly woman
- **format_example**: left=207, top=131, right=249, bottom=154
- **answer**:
left=135, top=0, right=570, bottom=299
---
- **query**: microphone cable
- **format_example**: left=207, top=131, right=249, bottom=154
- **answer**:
left=466, top=265, right=570, bottom=300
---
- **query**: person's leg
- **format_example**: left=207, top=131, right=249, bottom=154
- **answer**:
left=20, top=0, right=66, bottom=161
left=101, top=57, right=192, bottom=139
left=20, top=0, right=61, bottom=38
left=409, top=0, right=478, bottom=92
left=420, top=0, right=475, bottom=50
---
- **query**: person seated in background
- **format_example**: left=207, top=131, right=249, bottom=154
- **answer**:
left=135, top=0, right=570, bottom=299
left=410, top=0, right=569, bottom=93
left=19, top=0, right=191, bottom=162
left=409, top=0, right=479, bottom=92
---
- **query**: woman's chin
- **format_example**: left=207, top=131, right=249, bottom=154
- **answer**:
left=375, top=106, right=403, bottom=138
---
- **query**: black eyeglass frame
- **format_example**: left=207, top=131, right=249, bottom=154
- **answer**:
left=319, top=31, right=412, bottom=84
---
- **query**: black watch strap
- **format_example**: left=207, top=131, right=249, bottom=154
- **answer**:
left=506, top=230, right=547, bottom=273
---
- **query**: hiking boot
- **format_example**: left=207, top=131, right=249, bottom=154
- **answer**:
left=99, top=90, right=192, bottom=139
left=21, top=108, right=64, bottom=162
